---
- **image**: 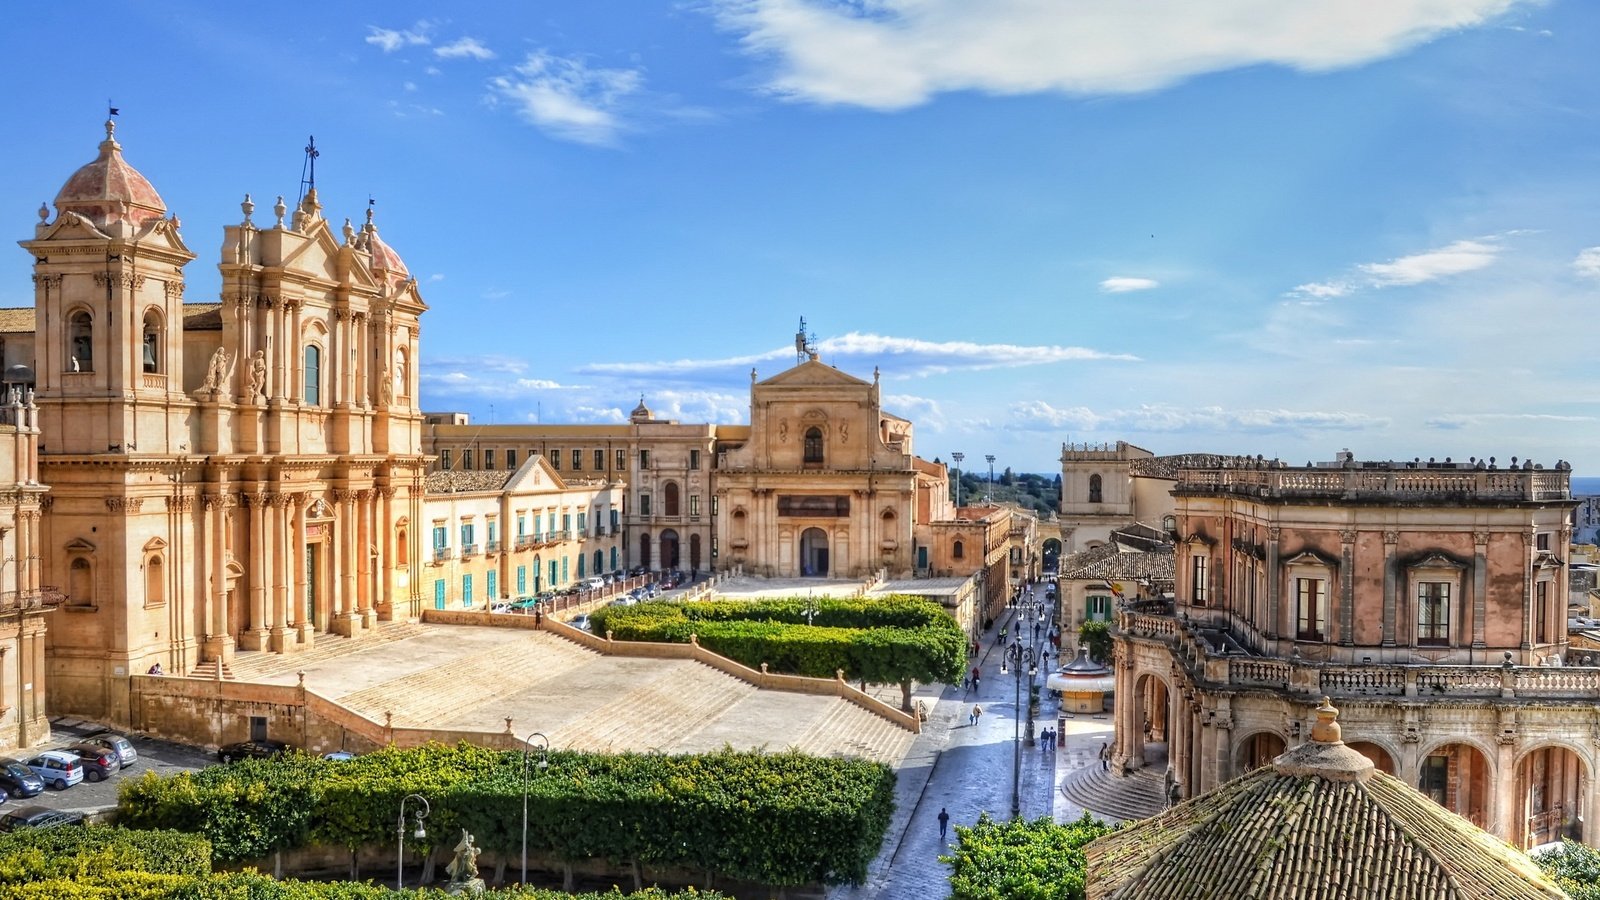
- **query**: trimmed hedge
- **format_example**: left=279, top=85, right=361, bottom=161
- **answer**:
left=941, top=813, right=1117, bottom=900
left=0, top=825, right=210, bottom=884
left=589, top=595, right=966, bottom=688
left=0, top=872, right=725, bottom=900
left=118, top=743, right=895, bottom=887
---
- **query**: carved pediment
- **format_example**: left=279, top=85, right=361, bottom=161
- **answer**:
left=757, top=358, right=871, bottom=388
left=64, top=537, right=97, bottom=553
left=1406, top=551, right=1467, bottom=571
left=1282, top=549, right=1338, bottom=569
left=142, top=536, right=169, bottom=552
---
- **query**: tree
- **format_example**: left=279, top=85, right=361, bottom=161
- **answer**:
left=1535, top=841, right=1600, bottom=899
left=1078, top=621, right=1112, bottom=663
left=1000, top=467, right=1015, bottom=486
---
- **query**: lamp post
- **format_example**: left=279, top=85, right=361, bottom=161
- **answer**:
left=951, top=452, right=964, bottom=508
left=521, top=731, right=550, bottom=885
left=397, top=793, right=430, bottom=890
left=1002, top=637, right=1037, bottom=818
left=803, top=593, right=819, bottom=626
left=985, top=454, right=996, bottom=503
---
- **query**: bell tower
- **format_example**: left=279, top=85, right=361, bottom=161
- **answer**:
left=20, top=119, right=195, bottom=454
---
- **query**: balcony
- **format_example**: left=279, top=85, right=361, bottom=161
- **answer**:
left=486, top=540, right=501, bottom=554
left=141, top=373, right=167, bottom=391
left=432, top=548, right=453, bottom=564
left=460, top=543, right=480, bottom=558
left=1174, top=460, right=1569, bottom=503
left=515, top=536, right=536, bottom=551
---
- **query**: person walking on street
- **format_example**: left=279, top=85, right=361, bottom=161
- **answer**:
left=938, top=807, right=951, bottom=841
left=1099, top=742, right=1110, bottom=771
left=972, top=704, right=983, bottom=726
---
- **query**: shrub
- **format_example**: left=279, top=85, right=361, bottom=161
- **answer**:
left=942, top=813, right=1117, bottom=900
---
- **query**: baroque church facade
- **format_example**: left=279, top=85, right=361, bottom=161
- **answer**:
left=9, top=120, right=429, bottom=723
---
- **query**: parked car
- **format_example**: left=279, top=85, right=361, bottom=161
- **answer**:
left=585, top=577, right=606, bottom=591
left=0, top=787, right=8, bottom=806
left=83, top=732, right=138, bottom=769
left=322, top=751, right=356, bottom=762
left=25, top=751, right=84, bottom=790
left=217, top=739, right=292, bottom=763
left=0, top=805, right=86, bottom=833
left=0, top=759, right=44, bottom=799
left=62, top=744, right=119, bottom=783
left=489, top=601, right=512, bottom=614
left=569, top=613, right=591, bottom=632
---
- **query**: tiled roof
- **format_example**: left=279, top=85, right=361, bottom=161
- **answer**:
left=0, top=308, right=35, bottom=334
left=424, top=470, right=515, bottom=494
left=1060, top=544, right=1175, bottom=582
left=1086, top=711, right=1566, bottom=900
left=182, top=303, right=224, bottom=330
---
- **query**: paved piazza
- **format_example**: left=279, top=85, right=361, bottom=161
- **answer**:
left=233, top=622, right=915, bottom=763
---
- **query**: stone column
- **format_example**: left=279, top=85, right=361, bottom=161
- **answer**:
left=1264, top=527, right=1281, bottom=642
left=294, top=495, right=314, bottom=645
left=1382, top=530, right=1399, bottom=649
left=332, top=489, right=359, bottom=636
left=357, top=489, right=376, bottom=628
left=204, top=494, right=233, bottom=662
left=241, top=492, right=269, bottom=650
left=1521, top=531, right=1535, bottom=651
left=269, top=494, right=290, bottom=651
left=1472, top=530, right=1489, bottom=654
left=378, top=487, right=395, bottom=620
left=1492, top=739, right=1519, bottom=846
left=1339, top=529, right=1356, bottom=645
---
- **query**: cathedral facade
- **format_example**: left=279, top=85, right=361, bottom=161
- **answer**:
left=10, top=121, right=428, bottom=722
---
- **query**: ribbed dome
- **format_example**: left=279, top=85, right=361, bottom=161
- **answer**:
left=630, top=395, right=653, bottom=423
left=53, top=120, right=166, bottom=229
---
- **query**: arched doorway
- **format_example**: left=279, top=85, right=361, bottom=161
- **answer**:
left=689, top=534, right=702, bottom=572
left=660, top=529, right=680, bottom=571
left=800, top=527, right=829, bottom=577
left=1347, top=741, right=1396, bottom=775
left=1519, top=745, right=1586, bottom=847
left=1042, top=538, right=1062, bottom=573
left=1129, top=673, right=1172, bottom=772
left=1420, top=742, right=1491, bottom=830
left=664, top=482, right=680, bottom=517
left=639, top=533, right=652, bottom=570
left=1237, top=732, right=1285, bottom=772
left=532, top=555, right=542, bottom=593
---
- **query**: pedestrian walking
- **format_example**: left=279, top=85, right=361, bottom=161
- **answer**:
left=937, top=807, right=950, bottom=841
left=1099, top=742, right=1110, bottom=771
left=973, top=675, right=981, bottom=692
left=972, top=704, right=983, bottom=726
left=1033, top=622, right=1041, bottom=641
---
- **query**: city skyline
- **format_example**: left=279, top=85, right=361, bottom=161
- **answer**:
left=3, top=2, right=1598, bottom=473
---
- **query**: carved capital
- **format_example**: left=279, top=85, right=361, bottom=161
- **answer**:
left=356, top=489, right=374, bottom=502
left=242, top=491, right=270, bottom=509
left=1383, top=530, right=1400, bottom=545
left=1338, top=528, right=1357, bottom=544
left=1266, top=526, right=1281, bottom=541
left=105, top=497, right=144, bottom=513
left=167, top=494, right=196, bottom=512
left=333, top=489, right=358, bottom=504
left=270, top=493, right=295, bottom=509
left=31, top=273, right=62, bottom=287
left=334, top=308, right=349, bottom=321
left=375, top=486, right=397, bottom=499
left=1473, top=530, right=1491, bottom=546
left=163, top=281, right=186, bottom=301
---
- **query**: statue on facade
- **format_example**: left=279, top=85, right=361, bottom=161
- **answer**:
left=445, top=828, right=484, bottom=895
left=379, top=364, right=393, bottom=404
left=248, top=350, right=267, bottom=401
left=201, top=347, right=229, bottom=392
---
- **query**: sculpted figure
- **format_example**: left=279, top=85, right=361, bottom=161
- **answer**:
left=249, top=350, right=267, bottom=399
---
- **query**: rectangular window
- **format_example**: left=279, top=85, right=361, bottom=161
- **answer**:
left=1536, top=532, right=1551, bottom=552
left=577, top=512, right=587, bottom=533
left=517, top=566, right=526, bottom=594
left=517, top=515, right=526, bottom=537
left=1087, top=595, right=1112, bottom=622
left=616, top=449, right=626, bottom=471
left=1421, top=755, right=1448, bottom=805
left=1191, top=555, right=1208, bottom=605
left=689, top=494, right=701, bottom=518
left=690, top=449, right=701, bottom=470
left=1417, top=582, right=1451, bottom=646
left=640, top=493, right=652, bottom=516
left=487, top=520, right=498, bottom=546
left=640, top=450, right=650, bottom=469
left=551, top=450, right=560, bottom=470
left=1295, top=578, right=1327, bottom=641
left=562, top=514, right=571, bottom=535
left=440, top=449, right=453, bottom=470
left=460, top=523, right=475, bottom=546
left=487, top=570, right=497, bottom=601
left=1536, top=580, right=1550, bottom=642
left=595, top=449, right=605, bottom=470
left=462, top=449, right=475, bottom=471
left=610, top=509, right=620, bottom=530
left=506, top=449, right=518, bottom=469
left=463, top=574, right=474, bottom=606
left=485, top=449, right=496, bottom=470
left=572, top=449, right=582, bottom=470
left=432, top=526, right=447, bottom=549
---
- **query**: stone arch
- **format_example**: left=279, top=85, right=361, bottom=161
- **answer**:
left=1129, top=671, right=1174, bottom=772
left=953, top=539, right=965, bottom=560
left=1418, top=740, right=1494, bottom=831
left=663, top=481, right=680, bottom=517
left=1514, top=741, right=1590, bottom=848
left=67, top=306, right=94, bottom=371
left=1088, top=473, right=1103, bottom=503
left=660, top=529, right=680, bottom=570
left=141, top=306, right=164, bottom=374
left=1346, top=740, right=1396, bottom=775
left=394, top=517, right=410, bottom=567
left=1235, top=731, right=1286, bottom=773
left=803, top=426, right=824, bottom=464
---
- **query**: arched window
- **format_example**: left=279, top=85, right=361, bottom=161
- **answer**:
left=804, top=427, right=824, bottom=464
left=303, top=344, right=322, bottom=405
left=1088, top=474, right=1103, bottom=503
left=69, top=311, right=93, bottom=372
left=664, top=482, right=680, bottom=517
left=953, top=540, right=965, bottom=559
left=142, top=311, right=162, bottom=374
left=144, top=554, right=165, bottom=607
left=395, top=347, right=410, bottom=399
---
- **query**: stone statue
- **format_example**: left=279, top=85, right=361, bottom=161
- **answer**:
left=248, top=350, right=267, bottom=400
left=70, top=356, right=80, bottom=372
left=445, top=828, right=484, bottom=895
left=202, top=347, right=229, bottom=391
left=379, top=364, right=393, bottom=404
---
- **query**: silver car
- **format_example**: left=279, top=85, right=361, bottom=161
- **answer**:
left=83, top=733, right=137, bottom=769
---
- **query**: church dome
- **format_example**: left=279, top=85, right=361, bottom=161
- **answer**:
left=53, top=120, right=167, bottom=229
left=630, top=395, right=653, bottom=423
left=360, top=208, right=409, bottom=281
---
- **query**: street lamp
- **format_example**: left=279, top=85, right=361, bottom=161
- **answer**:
left=522, top=731, right=551, bottom=885
left=985, top=454, right=996, bottom=503
left=397, top=793, right=430, bottom=890
left=803, top=593, right=819, bottom=626
left=1003, top=637, right=1037, bottom=818
left=951, top=452, right=964, bottom=508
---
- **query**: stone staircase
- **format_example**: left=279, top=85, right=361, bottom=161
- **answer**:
left=1059, top=765, right=1167, bottom=822
left=336, top=634, right=598, bottom=726
left=550, top=662, right=758, bottom=753
left=228, top=620, right=432, bottom=681
left=793, top=699, right=918, bottom=764
left=187, top=659, right=235, bottom=681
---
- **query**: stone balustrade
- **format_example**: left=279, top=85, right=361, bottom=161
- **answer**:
left=1175, top=462, right=1568, bottom=502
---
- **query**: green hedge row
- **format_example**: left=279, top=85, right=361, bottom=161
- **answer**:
left=589, top=595, right=966, bottom=688
left=0, top=825, right=210, bottom=884
left=941, top=813, right=1117, bottom=900
left=0, top=871, right=725, bottom=900
left=117, top=743, right=895, bottom=887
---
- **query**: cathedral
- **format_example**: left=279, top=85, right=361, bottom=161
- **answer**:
left=4, top=120, right=429, bottom=726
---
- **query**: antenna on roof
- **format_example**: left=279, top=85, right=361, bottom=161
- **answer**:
left=795, top=316, right=817, bottom=364
left=297, top=135, right=319, bottom=207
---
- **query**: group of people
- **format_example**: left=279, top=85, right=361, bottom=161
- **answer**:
left=1037, top=727, right=1058, bottom=750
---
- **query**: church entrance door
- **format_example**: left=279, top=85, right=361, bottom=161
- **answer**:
left=661, top=529, right=681, bottom=571
left=800, top=527, right=829, bottom=577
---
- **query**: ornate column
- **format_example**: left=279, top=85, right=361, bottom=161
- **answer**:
left=331, top=489, right=359, bottom=636
left=357, top=489, right=375, bottom=628
left=1339, top=528, right=1356, bottom=645
left=378, top=486, right=396, bottom=620
left=1382, top=530, right=1399, bottom=649
left=204, top=493, right=233, bottom=661
left=269, top=493, right=290, bottom=651
left=242, top=492, right=269, bottom=650
left=293, top=494, right=313, bottom=645
left=1264, top=526, right=1281, bottom=642
left=1521, top=530, right=1535, bottom=651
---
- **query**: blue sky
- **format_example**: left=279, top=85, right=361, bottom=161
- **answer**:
left=3, top=1, right=1599, bottom=474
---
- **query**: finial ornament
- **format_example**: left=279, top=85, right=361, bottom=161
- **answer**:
left=342, top=217, right=355, bottom=245
left=37, top=202, right=48, bottom=222
left=104, top=118, right=117, bottom=143
left=273, top=195, right=287, bottom=228
left=1310, top=696, right=1341, bottom=743
left=241, top=193, right=254, bottom=225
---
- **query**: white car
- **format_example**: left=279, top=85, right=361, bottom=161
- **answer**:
left=584, top=577, right=606, bottom=591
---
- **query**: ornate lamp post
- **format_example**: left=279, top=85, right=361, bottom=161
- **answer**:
left=1002, top=637, right=1037, bottom=818
left=522, top=731, right=550, bottom=885
left=397, top=793, right=430, bottom=889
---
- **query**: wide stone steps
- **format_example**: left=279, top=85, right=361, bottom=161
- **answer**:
left=229, top=621, right=432, bottom=680
left=338, top=634, right=597, bottom=726
left=792, top=699, right=914, bottom=764
left=550, top=662, right=757, bottom=753
left=1059, top=764, right=1167, bottom=822
left=187, top=659, right=235, bottom=680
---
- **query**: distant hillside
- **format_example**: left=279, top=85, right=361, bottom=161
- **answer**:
left=947, top=469, right=1058, bottom=516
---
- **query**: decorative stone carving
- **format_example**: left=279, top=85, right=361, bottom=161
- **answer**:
left=201, top=348, right=229, bottom=391
left=105, top=497, right=144, bottom=512
left=1383, top=530, right=1400, bottom=544
left=248, top=351, right=267, bottom=400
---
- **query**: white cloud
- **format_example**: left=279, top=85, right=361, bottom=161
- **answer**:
left=707, top=0, right=1531, bottom=109
left=1099, top=276, right=1159, bottom=294
left=1425, top=412, right=1595, bottom=428
left=1574, top=247, right=1600, bottom=278
left=435, top=37, right=496, bottom=61
left=884, top=394, right=945, bottom=429
left=1007, top=400, right=1389, bottom=433
left=428, top=273, right=445, bottom=282
left=488, top=51, right=643, bottom=146
left=568, top=405, right=628, bottom=424
left=577, top=331, right=1137, bottom=379
left=1289, top=280, right=1353, bottom=299
left=366, top=23, right=431, bottom=53
left=1357, top=239, right=1501, bottom=286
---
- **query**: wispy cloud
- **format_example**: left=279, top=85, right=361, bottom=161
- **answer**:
left=1425, top=412, right=1596, bottom=429
left=1574, top=247, right=1600, bottom=278
left=1007, top=400, right=1389, bottom=433
left=707, top=0, right=1532, bottom=110
left=435, top=37, right=496, bottom=61
left=1289, top=236, right=1509, bottom=299
left=1099, top=276, right=1159, bottom=294
left=488, top=51, right=643, bottom=146
left=421, top=356, right=585, bottom=400
left=577, top=331, right=1137, bottom=380
left=366, top=23, right=431, bottom=53
left=884, top=394, right=945, bottom=429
